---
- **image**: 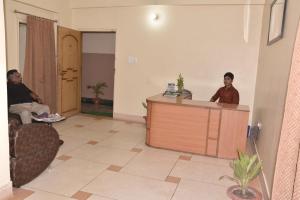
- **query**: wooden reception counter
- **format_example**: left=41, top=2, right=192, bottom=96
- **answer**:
left=146, top=94, right=249, bottom=159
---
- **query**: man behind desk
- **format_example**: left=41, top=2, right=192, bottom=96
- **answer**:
left=7, top=69, right=50, bottom=124
left=210, top=72, right=239, bottom=104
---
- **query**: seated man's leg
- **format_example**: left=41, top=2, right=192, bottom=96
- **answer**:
left=9, top=103, right=32, bottom=124
left=31, top=102, right=50, bottom=115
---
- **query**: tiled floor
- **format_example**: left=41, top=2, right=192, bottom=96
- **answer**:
left=7, top=114, right=261, bottom=200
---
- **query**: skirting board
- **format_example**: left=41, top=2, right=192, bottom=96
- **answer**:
left=113, top=113, right=145, bottom=124
left=0, top=181, right=12, bottom=200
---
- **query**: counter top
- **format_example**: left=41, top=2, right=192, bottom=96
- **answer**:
left=147, top=94, right=250, bottom=112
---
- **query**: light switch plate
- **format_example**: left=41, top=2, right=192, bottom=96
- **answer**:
left=128, top=56, right=138, bottom=64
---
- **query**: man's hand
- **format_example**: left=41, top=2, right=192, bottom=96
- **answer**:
left=30, top=92, right=43, bottom=104
left=36, top=97, right=43, bottom=104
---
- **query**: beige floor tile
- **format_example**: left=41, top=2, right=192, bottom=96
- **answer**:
left=74, top=124, right=85, bottom=128
left=53, top=121, right=74, bottom=133
left=97, top=134, right=143, bottom=150
left=108, top=130, right=118, bottom=134
left=134, top=142, right=191, bottom=159
left=172, top=179, right=230, bottom=200
left=87, top=120, right=126, bottom=132
left=68, top=145, right=137, bottom=166
left=49, top=158, right=65, bottom=168
left=53, top=116, right=96, bottom=133
left=24, top=190, right=73, bottom=200
left=59, top=127, right=114, bottom=141
left=191, top=154, right=232, bottom=166
left=25, top=158, right=109, bottom=197
left=117, top=125, right=146, bottom=135
left=56, top=135, right=90, bottom=156
left=114, top=131, right=146, bottom=141
left=138, top=146, right=182, bottom=160
left=121, top=151, right=178, bottom=180
left=170, top=160, right=233, bottom=186
left=82, top=171, right=176, bottom=200
left=87, top=195, right=114, bottom=200
left=65, top=115, right=97, bottom=126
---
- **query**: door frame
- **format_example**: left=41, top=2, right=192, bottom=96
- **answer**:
left=80, top=29, right=117, bottom=115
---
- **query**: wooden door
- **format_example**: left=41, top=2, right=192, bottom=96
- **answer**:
left=57, top=26, right=81, bottom=117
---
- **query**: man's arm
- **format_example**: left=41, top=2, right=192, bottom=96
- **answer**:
left=210, top=88, right=221, bottom=102
left=22, top=83, right=43, bottom=104
left=30, top=92, right=43, bottom=104
left=232, top=90, right=239, bottom=104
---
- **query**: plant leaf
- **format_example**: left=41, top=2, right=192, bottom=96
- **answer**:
left=219, top=175, right=240, bottom=185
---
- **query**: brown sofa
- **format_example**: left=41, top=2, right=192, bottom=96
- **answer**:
left=8, top=114, right=60, bottom=187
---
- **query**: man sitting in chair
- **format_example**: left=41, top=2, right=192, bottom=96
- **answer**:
left=210, top=72, right=239, bottom=105
left=7, top=69, right=50, bottom=124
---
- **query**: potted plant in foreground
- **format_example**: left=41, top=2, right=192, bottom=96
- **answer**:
left=219, top=151, right=263, bottom=200
left=87, top=81, right=108, bottom=105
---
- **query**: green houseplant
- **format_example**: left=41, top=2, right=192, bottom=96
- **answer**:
left=176, top=73, right=184, bottom=94
left=87, top=82, right=108, bottom=105
left=220, top=151, right=263, bottom=200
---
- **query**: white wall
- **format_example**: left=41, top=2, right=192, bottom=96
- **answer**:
left=0, top=0, right=11, bottom=196
left=72, top=4, right=264, bottom=120
left=83, top=32, right=116, bottom=54
left=252, top=0, right=300, bottom=196
left=4, top=0, right=72, bottom=70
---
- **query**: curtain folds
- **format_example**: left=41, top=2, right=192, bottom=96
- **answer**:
left=23, top=15, right=56, bottom=112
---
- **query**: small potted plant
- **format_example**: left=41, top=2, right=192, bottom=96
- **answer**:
left=87, top=82, right=108, bottom=105
left=177, top=73, right=184, bottom=94
left=219, top=151, right=263, bottom=200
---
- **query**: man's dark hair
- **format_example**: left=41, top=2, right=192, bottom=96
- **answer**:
left=224, top=72, right=234, bottom=80
left=7, top=69, right=18, bottom=79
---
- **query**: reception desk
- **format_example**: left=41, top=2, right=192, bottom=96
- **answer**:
left=146, top=94, right=249, bottom=159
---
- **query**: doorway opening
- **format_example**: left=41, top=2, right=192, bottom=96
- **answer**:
left=81, top=32, right=116, bottom=117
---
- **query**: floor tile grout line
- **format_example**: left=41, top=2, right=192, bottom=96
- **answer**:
left=177, top=177, right=232, bottom=188
left=76, top=165, right=116, bottom=195
left=91, top=193, right=119, bottom=200
left=119, top=146, right=143, bottom=168
left=118, top=170, right=172, bottom=183
left=169, top=181, right=180, bottom=200
left=56, top=130, right=120, bottom=158
left=167, top=156, right=181, bottom=178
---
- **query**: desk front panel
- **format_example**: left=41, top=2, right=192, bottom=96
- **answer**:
left=148, top=103, right=209, bottom=154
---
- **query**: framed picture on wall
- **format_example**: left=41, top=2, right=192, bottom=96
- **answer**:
left=268, top=0, right=288, bottom=45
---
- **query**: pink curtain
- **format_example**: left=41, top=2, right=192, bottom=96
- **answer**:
left=23, top=15, right=56, bottom=112
left=272, top=21, right=300, bottom=199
